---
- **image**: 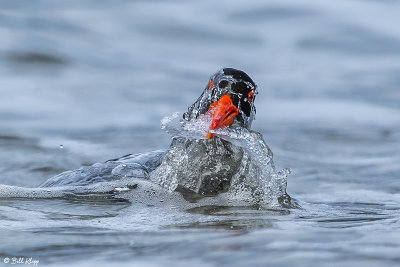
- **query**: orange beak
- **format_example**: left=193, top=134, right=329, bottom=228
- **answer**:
left=205, top=94, right=239, bottom=139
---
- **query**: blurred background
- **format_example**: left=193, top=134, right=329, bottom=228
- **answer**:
left=0, top=0, right=399, bottom=193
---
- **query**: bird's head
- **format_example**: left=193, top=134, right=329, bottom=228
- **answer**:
left=183, top=68, right=257, bottom=139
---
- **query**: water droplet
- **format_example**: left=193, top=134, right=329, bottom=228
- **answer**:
left=59, top=144, right=64, bottom=149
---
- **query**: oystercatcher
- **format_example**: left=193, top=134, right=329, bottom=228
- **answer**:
left=40, top=68, right=268, bottom=198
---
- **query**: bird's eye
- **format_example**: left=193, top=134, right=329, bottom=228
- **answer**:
left=248, top=90, right=255, bottom=102
left=206, top=80, right=213, bottom=91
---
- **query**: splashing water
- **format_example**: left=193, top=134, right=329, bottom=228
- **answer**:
left=160, top=112, right=292, bottom=207
left=0, top=111, right=292, bottom=209
left=161, top=111, right=212, bottom=140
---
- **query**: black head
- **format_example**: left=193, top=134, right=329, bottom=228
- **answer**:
left=184, top=68, right=258, bottom=130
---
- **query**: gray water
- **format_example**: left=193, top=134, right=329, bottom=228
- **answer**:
left=1, top=0, right=400, bottom=266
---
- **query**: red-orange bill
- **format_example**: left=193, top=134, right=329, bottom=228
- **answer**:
left=205, top=94, right=238, bottom=139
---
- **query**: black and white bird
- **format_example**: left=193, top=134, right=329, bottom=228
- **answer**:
left=40, top=68, right=275, bottom=198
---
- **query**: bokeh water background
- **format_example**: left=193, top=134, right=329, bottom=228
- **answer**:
left=1, top=0, right=400, bottom=266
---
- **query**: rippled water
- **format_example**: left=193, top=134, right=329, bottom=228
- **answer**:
left=1, top=0, right=400, bottom=266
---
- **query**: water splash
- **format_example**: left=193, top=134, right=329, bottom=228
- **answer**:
left=160, top=112, right=292, bottom=207
left=0, top=111, right=291, bottom=209
left=161, top=111, right=212, bottom=140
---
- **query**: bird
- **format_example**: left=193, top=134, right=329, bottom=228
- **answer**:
left=39, top=68, right=279, bottom=201
left=150, top=68, right=264, bottom=196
